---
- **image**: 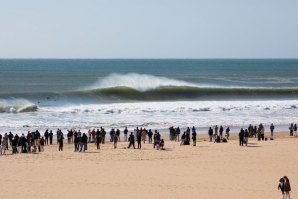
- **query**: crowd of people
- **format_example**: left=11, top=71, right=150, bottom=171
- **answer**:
left=0, top=123, right=297, bottom=154
left=0, top=130, right=47, bottom=155
left=0, top=127, right=166, bottom=155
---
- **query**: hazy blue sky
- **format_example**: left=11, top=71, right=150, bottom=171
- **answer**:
left=0, top=0, right=297, bottom=58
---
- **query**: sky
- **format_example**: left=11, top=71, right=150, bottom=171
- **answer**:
left=0, top=0, right=297, bottom=58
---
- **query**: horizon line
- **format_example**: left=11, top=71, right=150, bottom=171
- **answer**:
left=0, top=58, right=298, bottom=60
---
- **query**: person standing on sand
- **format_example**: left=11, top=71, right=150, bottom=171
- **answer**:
left=40, top=137, right=45, bottom=152
left=100, top=127, right=106, bottom=144
left=142, top=128, right=147, bottom=144
left=124, top=127, right=128, bottom=142
left=294, top=124, right=297, bottom=137
left=225, top=127, right=230, bottom=140
left=214, top=125, right=218, bottom=140
left=260, top=124, right=265, bottom=141
left=1, top=133, right=8, bottom=154
left=208, top=127, right=213, bottom=142
left=113, top=133, right=118, bottom=149
left=239, top=128, right=244, bottom=146
left=58, top=133, right=64, bottom=151
left=270, top=123, right=275, bottom=138
left=128, top=132, right=135, bottom=149
left=175, top=127, right=181, bottom=142
left=180, top=132, right=186, bottom=145
left=49, top=130, right=53, bottom=145
left=82, top=133, right=88, bottom=152
left=116, top=129, right=120, bottom=142
left=137, top=131, right=142, bottom=149
left=96, top=131, right=102, bottom=150
left=244, top=129, right=249, bottom=146
left=289, top=124, right=294, bottom=136
left=148, top=129, right=153, bottom=144
left=192, top=129, right=197, bottom=146
left=219, top=125, right=223, bottom=139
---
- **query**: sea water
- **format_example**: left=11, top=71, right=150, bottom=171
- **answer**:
left=0, top=59, right=297, bottom=134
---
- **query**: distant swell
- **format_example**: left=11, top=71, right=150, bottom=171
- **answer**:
left=75, top=86, right=298, bottom=100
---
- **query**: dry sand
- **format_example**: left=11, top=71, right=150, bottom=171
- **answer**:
left=0, top=132, right=297, bottom=199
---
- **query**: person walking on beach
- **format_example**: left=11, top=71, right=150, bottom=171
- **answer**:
left=128, top=132, right=135, bottom=149
left=239, top=128, right=244, bottom=146
left=284, top=176, right=291, bottom=199
left=270, top=123, right=275, bottom=138
left=278, top=177, right=285, bottom=199
left=208, top=127, right=213, bottom=142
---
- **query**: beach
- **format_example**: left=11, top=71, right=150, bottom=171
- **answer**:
left=0, top=131, right=297, bottom=199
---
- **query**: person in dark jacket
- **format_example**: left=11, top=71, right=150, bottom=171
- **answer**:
left=147, top=129, right=153, bottom=144
left=96, top=131, right=102, bottom=150
left=244, top=129, right=249, bottom=146
left=128, top=132, right=135, bottom=149
left=82, top=133, right=88, bottom=152
left=49, top=130, right=53, bottom=145
left=284, top=176, right=291, bottom=199
left=11, top=136, right=18, bottom=154
left=239, top=128, right=244, bottom=146
left=208, top=127, right=213, bottom=142
left=44, top=129, right=49, bottom=145
left=192, top=130, right=197, bottom=146
left=58, top=133, right=64, bottom=151
left=137, top=131, right=142, bottom=149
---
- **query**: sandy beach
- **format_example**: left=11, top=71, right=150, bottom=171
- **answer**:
left=0, top=131, right=297, bottom=199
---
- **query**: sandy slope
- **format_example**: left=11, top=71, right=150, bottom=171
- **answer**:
left=0, top=132, right=297, bottom=199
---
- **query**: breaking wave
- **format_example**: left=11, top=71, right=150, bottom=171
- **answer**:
left=0, top=99, right=38, bottom=113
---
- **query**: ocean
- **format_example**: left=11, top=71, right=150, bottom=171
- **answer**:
left=0, top=59, right=298, bottom=134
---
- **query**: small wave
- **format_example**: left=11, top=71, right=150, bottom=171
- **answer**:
left=0, top=99, right=38, bottom=113
left=193, top=108, right=211, bottom=112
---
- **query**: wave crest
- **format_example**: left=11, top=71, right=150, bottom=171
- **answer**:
left=84, top=73, right=196, bottom=92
